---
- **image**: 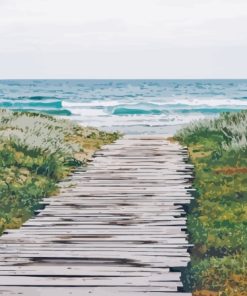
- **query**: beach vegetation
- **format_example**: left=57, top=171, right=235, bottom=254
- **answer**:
left=175, top=110, right=247, bottom=296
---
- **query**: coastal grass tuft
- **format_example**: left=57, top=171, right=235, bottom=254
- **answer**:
left=0, top=109, right=120, bottom=234
left=175, top=110, right=247, bottom=296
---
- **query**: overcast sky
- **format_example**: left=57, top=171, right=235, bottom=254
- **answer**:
left=0, top=0, right=247, bottom=79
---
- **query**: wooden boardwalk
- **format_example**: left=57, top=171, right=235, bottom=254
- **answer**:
left=0, top=136, right=193, bottom=295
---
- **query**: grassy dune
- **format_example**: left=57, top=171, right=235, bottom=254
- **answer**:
left=175, top=110, right=247, bottom=296
left=0, top=109, right=120, bottom=234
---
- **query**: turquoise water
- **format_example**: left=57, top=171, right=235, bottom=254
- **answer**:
left=0, top=79, right=247, bottom=134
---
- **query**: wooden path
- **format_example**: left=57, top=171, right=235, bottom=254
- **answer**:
left=0, top=136, right=193, bottom=295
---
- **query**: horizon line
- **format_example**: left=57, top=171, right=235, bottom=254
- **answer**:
left=1, top=78, right=247, bottom=80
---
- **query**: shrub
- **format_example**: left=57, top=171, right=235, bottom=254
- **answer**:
left=175, top=110, right=247, bottom=294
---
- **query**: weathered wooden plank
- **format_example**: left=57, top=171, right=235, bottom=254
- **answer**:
left=0, top=276, right=183, bottom=289
left=0, top=269, right=181, bottom=280
left=0, top=288, right=191, bottom=296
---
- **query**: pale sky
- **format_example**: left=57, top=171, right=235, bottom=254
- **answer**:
left=0, top=0, right=247, bottom=79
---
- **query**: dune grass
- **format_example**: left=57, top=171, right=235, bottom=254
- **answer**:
left=0, top=109, right=120, bottom=234
left=175, top=110, right=247, bottom=296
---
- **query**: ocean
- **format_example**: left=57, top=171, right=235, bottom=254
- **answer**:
left=0, top=79, right=247, bottom=134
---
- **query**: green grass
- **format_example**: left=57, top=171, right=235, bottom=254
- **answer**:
left=175, top=110, right=247, bottom=296
left=0, top=109, right=120, bottom=234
